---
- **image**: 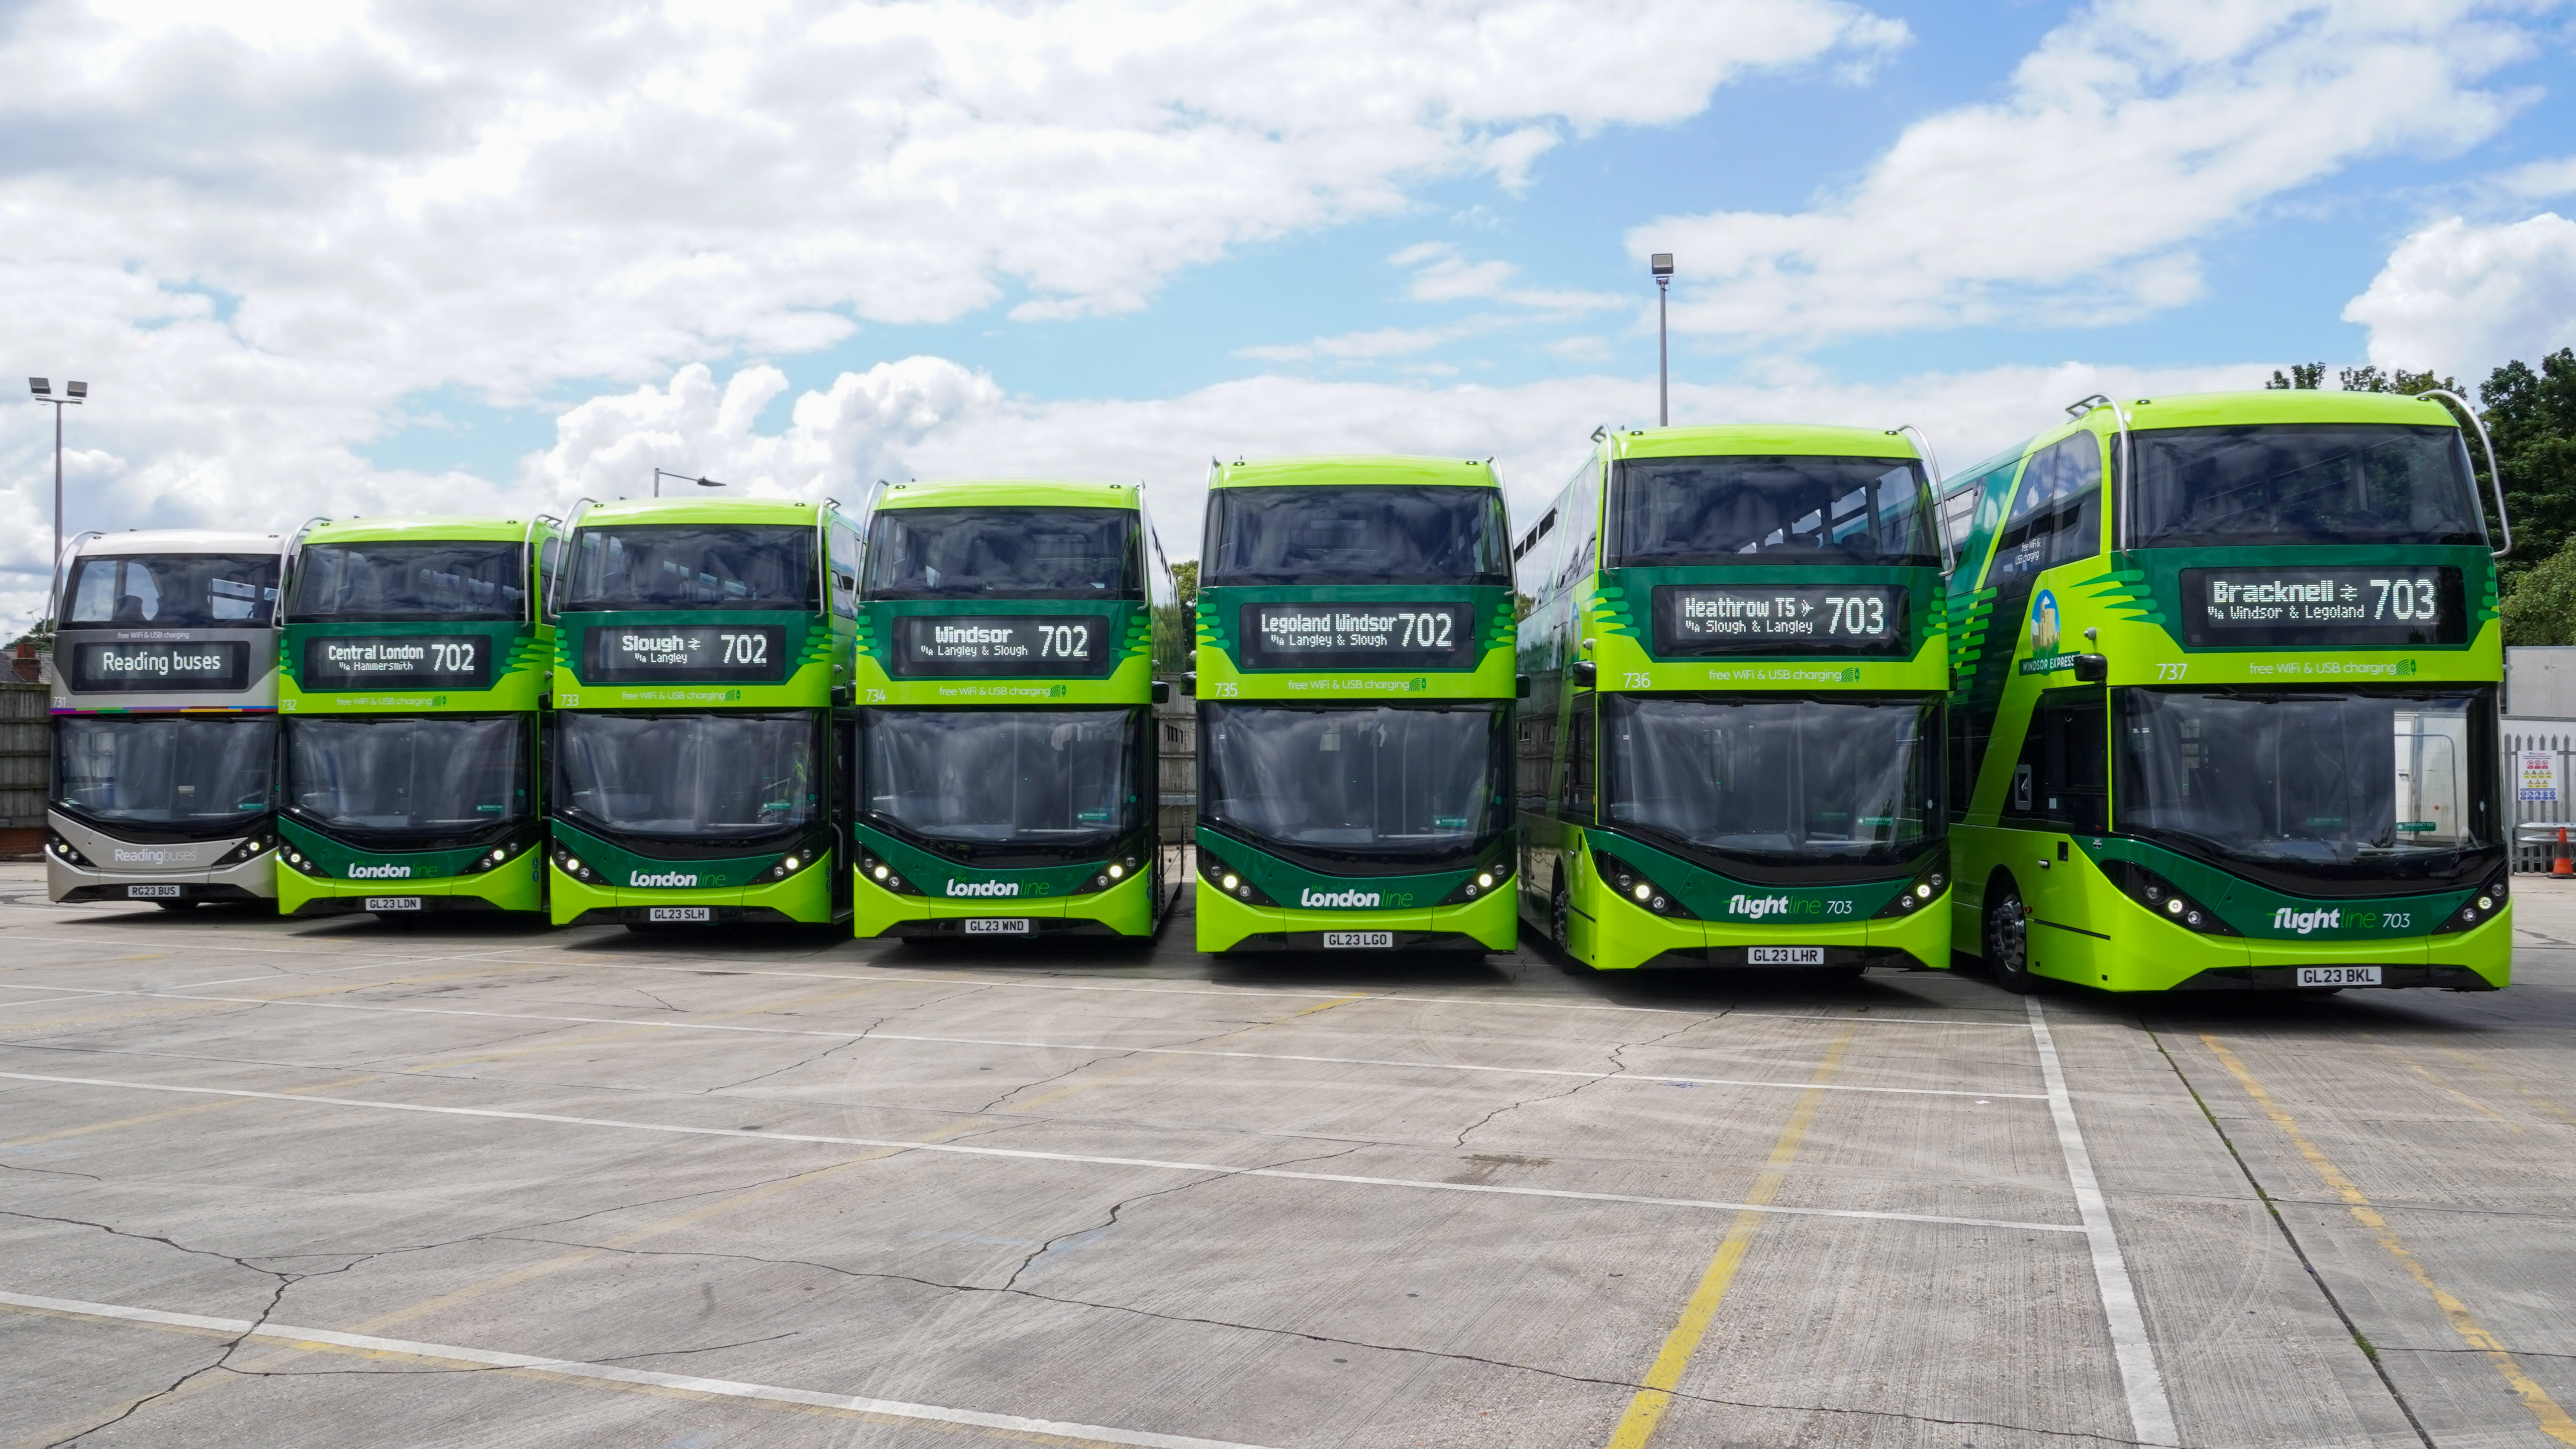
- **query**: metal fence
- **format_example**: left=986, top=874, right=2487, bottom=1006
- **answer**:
left=2505, top=731, right=2576, bottom=872
left=0, top=682, right=45, bottom=856
left=1156, top=695, right=1194, bottom=846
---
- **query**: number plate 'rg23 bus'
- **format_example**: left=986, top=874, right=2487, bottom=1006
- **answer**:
left=586, top=626, right=788, bottom=683
left=1235, top=602, right=1476, bottom=670
left=1649, top=584, right=1909, bottom=657
left=889, top=614, right=1115, bottom=677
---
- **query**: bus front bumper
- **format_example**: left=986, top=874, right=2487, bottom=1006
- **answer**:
left=549, top=860, right=837, bottom=927
left=281, top=848, right=545, bottom=918
left=1195, top=876, right=1516, bottom=954
left=1575, top=883, right=1950, bottom=972
left=853, top=864, right=1159, bottom=940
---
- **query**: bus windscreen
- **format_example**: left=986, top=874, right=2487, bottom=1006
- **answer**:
left=563, top=525, right=816, bottom=611
left=289, top=542, right=524, bottom=621
left=1602, top=694, right=1940, bottom=867
left=861, top=707, right=1142, bottom=860
left=54, top=716, right=276, bottom=834
left=2129, top=424, right=2486, bottom=548
left=554, top=711, right=820, bottom=843
left=287, top=716, right=528, bottom=841
left=863, top=508, right=1138, bottom=599
left=1205, top=487, right=1508, bottom=587
left=1201, top=703, right=1505, bottom=869
left=62, top=555, right=278, bottom=628
left=1609, top=457, right=1935, bottom=567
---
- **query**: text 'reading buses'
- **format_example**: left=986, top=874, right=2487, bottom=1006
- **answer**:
left=1515, top=425, right=1951, bottom=973
left=848, top=479, right=1179, bottom=940
left=1192, top=456, right=1520, bottom=955
left=1940, top=388, right=2509, bottom=993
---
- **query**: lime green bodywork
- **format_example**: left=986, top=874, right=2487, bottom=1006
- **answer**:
left=1516, top=425, right=1952, bottom=970
left=276, top=514, right=557, bottom=918
left=1945, top=389, right=2509, bottom=991
left=1193, top=456, right=1518, bottom=953
left=848, top=479, right=1172, bottom=940
left=550, top=497, right=858, bottom=927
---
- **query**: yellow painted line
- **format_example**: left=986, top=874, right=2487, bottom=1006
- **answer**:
left=2201, top=1032, right=2576, bottom=1445
left=1602, top=1026, right=1855, bottom=1449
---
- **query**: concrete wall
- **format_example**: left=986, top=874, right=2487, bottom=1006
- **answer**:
left=2507, top=646, right=2576, bottom=721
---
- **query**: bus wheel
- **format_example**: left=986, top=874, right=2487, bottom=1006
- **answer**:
left=1985, top=878, right=2037, bottom=994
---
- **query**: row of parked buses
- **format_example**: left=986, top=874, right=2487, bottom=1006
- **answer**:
left=37, top=386, right=2515, bottom=993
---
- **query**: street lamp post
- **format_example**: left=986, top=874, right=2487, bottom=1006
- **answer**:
left=652, top=469, right=727, bottom=497
left=28, top=378, right=86, bottom=583
left=1649, top=255, right=1673, bottom=428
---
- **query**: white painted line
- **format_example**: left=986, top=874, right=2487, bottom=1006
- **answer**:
left=0, top=1288, right=1266, bottom=1449
left=2026, top=998, right=2176, bottom=1447
left=0, top=986, right=2044, bottom=1100
left=0, top=1068, right=2084, bottom=1235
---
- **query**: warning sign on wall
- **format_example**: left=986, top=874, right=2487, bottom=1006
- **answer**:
left=2520, top=749, right=2558, bottom=802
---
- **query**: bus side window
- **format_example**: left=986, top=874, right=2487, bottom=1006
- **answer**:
left=1559, top=700, right=1594, bottom=820
left=1992, top=434, right=2104, bottom=582
left=2005, top=692, right=2106, bottom=832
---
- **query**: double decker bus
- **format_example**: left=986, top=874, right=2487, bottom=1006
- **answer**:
left=1515, top=426, right=1951, bottom=973
left=848, top=479, right=1178, bottom=939
left=274, top=514, right=559, bottom=919
left=1944, top=388, right=2511, bottom=992
left=1190, top=456, right=1518, bottom=955
left=43, top=530, right=285, bottom=908
left=546, top=496, right=860, bottom=928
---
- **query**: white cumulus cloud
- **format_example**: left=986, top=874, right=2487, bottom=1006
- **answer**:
left=1633, top=0, right=2535, bottom=347
left=2344, top=214, right=2576, bottom=374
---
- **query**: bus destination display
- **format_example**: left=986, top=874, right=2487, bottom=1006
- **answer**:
left=67, top=640, right=252, bottom=693
left=302, top=635, right=493, bottom=691
left=587, top=625, right=789, bottom=683
left=890, top=614, right=1114, bottom=677
left=1650, top=584, right=1909, bottom=657
left=1236, top=602, right=1477, bottom=670
left=2181, top=566, right=2463, bottom=647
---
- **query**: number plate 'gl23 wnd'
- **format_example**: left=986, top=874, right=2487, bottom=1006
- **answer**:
left=963, top=917, right=1032, bottom=935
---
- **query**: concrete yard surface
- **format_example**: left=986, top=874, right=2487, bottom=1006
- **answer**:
left=1, top=862, right=2572, bottom=1447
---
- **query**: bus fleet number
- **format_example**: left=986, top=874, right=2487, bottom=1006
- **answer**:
left=1397, top=612, right=1454, bottom=649
left=1039, top=624, right=1091, bottom=658
left=2368, top=577, right=2437, bottom=621
left=430, top=642, right=476, bottom=673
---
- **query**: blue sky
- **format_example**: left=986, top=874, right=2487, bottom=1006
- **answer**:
left=7, top=0, right=2576, bottom=629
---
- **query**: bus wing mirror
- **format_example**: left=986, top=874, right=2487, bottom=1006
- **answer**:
left=1572, top=660, right=1597, bottom=688
left=1153, top=680, right=1171, bottom=704
left=1516, top=674, right=1532, bottom=699
left=2070, top=653, right=2108, bottom=683
left=1179, top=672, right=1197, bottom=697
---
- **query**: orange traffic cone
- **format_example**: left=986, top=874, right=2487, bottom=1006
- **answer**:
left=2555, top=827, right=2571, bottom=878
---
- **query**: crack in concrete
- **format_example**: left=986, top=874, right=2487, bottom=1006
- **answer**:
left=1451, top=1015, right=1715, bottom=1150
left=705, top=1019, right=883, bottom=1095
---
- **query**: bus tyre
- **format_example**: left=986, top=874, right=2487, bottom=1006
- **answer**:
left=1985, top=878, right=2038, bottom=994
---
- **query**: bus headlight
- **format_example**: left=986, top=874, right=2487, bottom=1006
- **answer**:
left=46, top=833, right=95, bottom=869
left=1439, top=857, right=1512, bottom=905
left=1199, top=848, right=1277, bottom=906
left=1590, top=849, right=1695, bottom=918
left=2433, top=871, right=2509, bottom=935
left=1870, top=852, right=1949, bottom=919
left=857, top=852, right=919, bottom=895
left=2100, top=859, right=2237, bottom=936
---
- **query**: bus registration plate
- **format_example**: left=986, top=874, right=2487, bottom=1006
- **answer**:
left=2296, top=966, right=2379, bottom=988
left=1324, top=932, right=1394, bottom=949
left=365, top=897, right=422, bottom=911
left=649, top=907, right=712, bottom=923
left=1748, top=946, right=1825, bottom=965
left=964, top=918, right=1031, bottom=935
left=125, top=885, right=181, bottom=899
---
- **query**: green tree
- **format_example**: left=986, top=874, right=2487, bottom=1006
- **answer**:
left=1152, top=559, right=1200, bottom=675
left=2266, top=362, right=2325, bottom=389
left=2501, top=537, right=2576, bottom=645
left=2484, top=349, right=2576, bottom=589
left=1169, top=559, right=1198, bottom=605
left=1512, top=591, right=1536, bottom=622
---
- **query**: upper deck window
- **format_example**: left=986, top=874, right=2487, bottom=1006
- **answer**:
left=1608, top=456, right=1934, bottom=568
left=1204, top=486, right=1509, bottom=587
left=62, top=554, right=278, bottom=629
left=862, top=506, right=1139, bottom=600
left=2130, top=424, right=2485, bottom=548
left=563, top=524, right=816, bottom=611
left=288, top=542, right=524, bottom=622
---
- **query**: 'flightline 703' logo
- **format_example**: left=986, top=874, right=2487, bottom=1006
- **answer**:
left=1301, top=887, right=1382, bottom=908
left=1728, top=894, right=1791, bottom=918
left=946, top=879, right=1020, bottom=897
left=2273, top=906, right=2341, bottom=935
left=346, top=864, right=414, bottom=879
left=631, top=870, right=700, bottom=887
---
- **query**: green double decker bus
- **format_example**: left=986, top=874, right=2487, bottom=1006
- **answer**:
left=1190, top=456, right=1519, bottom=955
left=1944, top=388, right=2512, bottom=992
left=546, top=496, right=860, bottom=928
left=848, top=479, right=1178, bottom=940
left=276, top=515, right=560, bottom=918
left=1515, top=425, right=1952, bottom=973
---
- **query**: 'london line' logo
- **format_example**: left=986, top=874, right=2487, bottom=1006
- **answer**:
left=1301, top=887, right=1382, bottom=908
